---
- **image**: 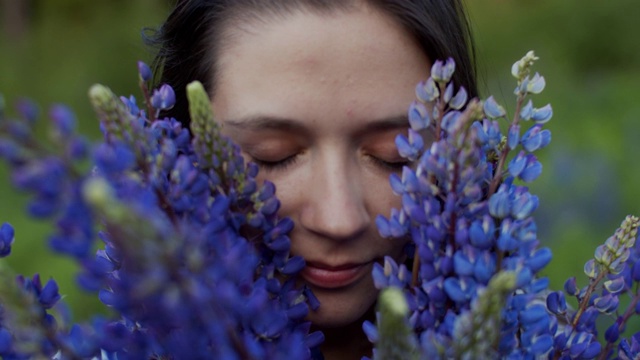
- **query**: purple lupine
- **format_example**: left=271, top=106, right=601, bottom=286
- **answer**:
left=0, top=63, right=320, bottom=359
left=368, top=53, right=557, bottom=358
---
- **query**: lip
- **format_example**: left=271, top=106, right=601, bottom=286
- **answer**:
left=301, top=261, right=372, bottom=289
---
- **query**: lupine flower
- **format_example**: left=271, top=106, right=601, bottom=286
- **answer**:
left=137, top=61, right=152, bottom=82
left=368, top=52, right=558, bottom=359
left=0, top=69, right=320, bottom=359
left=150, top=83, right=175, bottom=110
left=1, top=53, right=640, bottom=360
left=0, top=223, right=14, bottom=257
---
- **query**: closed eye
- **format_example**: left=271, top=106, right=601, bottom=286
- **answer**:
left=368, top=155, right=410, bottom=172
left=251, top=154, right=299, bottom=171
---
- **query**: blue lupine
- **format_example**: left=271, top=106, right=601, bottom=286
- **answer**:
left=507, top=123, right=520, bottom=150
left=519, top=154, right=542, bottom=182
left=0, top=222, right=14, bottom=257
left=489, top=183, right=512, bottom=219
left=416, top=77, right=439, bottom=103
left=0, top=77, right=321, bottom=359
left=368, top=53, right=562, bottom=359
left=150, top=84, right=175, bottom=110
left=408, top=100, right=430, bottom=130
left=137, top=61, right=152, bottom=82
left=449, top=86, right=468, bottom=110
left=49, top=104, right=76, bottom=136
left=532, top=104, right=553, bottom=124
left=507, top=150, right=527, bottom=177
left=511, top=187, right=539, bottom=220
left=526, top=73, right=546, bottom=94
left=483, top=95, right=506, bottom=118
left=546, top=291, right=567, bottom=315
left=521, top=124, right=551, bottom=152
left=430, top=58, right=455, bottom=83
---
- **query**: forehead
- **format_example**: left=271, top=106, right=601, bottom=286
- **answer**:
left=212, top=5, right=430, bottom=133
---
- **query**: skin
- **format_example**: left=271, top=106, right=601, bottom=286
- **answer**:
left=211, top=3, right=430, bottom=359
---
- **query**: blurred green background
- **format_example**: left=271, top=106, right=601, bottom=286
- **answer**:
left=0, top=0, right=639, bottom=321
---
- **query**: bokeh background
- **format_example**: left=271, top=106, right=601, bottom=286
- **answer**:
left=0, top=0, right=639, bottom=321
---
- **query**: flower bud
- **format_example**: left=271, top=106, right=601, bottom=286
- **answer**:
left=604, top=276, right=626, bottom=294
left=483, top=96, right=506, bottom=118
left=531, top=104, right=553, bottom=124
left=507, top=124, right=520, bottom=150
left=416, top=78, right=439, bottom=102
left=38, top=278, right=61, bottom=309
left=0, top=222, right=14, bottom=257
left=489, top=184, right=511, bottom=219
left=49, top=104, right=76, bottom=136
left=151, top=84, right=176, bottom=111
left=449, top=86, right=468, bottom=110
left=526, top=73, right=546, bottom=94
left=408, top=100, right=430, bottom=130
left=605, top=323, right=620, bottom=343
left=546, top=291, right=566, bottom=314
left=431, top=58, right=455, bottom=83
left=519, top=154, right=542, bottom=182
left=527, top=247, right=552, bottom=273
left=443, top=82, right=454, bottom=103
left=280, top=256, right=305, bottom=275
left=137, top=61, right=152, bottom=82
left=511, top=51, right=539, bottom=80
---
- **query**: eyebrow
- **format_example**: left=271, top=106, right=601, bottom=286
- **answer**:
left=223, top=114, right=410, bottom=136
left=356, top=115, right=410, bottom=134
left=224, top=116, right=308, bottom=133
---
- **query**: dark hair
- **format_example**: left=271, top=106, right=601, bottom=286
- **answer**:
left=147, top=0, right=477, bottom=125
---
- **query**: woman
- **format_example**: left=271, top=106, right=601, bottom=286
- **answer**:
left=149, top=1, right=477, bottom=358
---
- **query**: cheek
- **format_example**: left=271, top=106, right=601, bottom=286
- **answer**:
left=363, top=169, right=402, bottom=214
left=252, top=163, right=309, bottom=217
left=363, top=172, right=406, bottom=250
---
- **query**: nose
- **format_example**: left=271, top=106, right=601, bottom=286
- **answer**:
left=299, top=155, right=370, bottom=241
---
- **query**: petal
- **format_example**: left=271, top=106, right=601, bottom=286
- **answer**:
left=449, top=86, right=468, bottom=110
left=416, top=78, right=439, bottom=102
left=408, top=101, right=430, bottom=130
left=508, top=151, right=527, bottom=178
left=519, top=156, right=542, bottom=182
left=443, top=82, right=454, bottom=103
left=527, top=247, right=552, bottom=273
left=526, top=73, right=546, bottom=94
left=483, top=96, right=506, bottom=118
left=281, top=256, right=305, bottom=275
left=532, top=104, right=553, bottom=124
left=137, top=61, right=152, bottom=81
left=604, top=276, right=626, bottom=294
left=507, top=124, right=520, bottom=150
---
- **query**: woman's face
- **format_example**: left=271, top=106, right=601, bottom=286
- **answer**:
left=211, top=5, right=430, bottom=328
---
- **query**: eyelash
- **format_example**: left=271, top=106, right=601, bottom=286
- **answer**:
left=369, top=156, right=410, bottom=172
left=251, top=154, right=409, bottom=172
left=251, top=154, right=299, bottom=171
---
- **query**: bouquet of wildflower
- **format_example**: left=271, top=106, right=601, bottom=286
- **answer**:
left=366, top=52, right=640, bottom=360
left=0, top=52, right=639, bottom=360
left=0, top=63, right=322, bottom=359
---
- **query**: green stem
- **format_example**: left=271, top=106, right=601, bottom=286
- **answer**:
left=411, top=86, right=446, bottom=288
left=572, top=271, right=607, bottom=328
left=487, top=94, right=526, bottom=197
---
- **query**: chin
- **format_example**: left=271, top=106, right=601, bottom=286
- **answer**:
left=305, top=278, right=379, bottom=329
